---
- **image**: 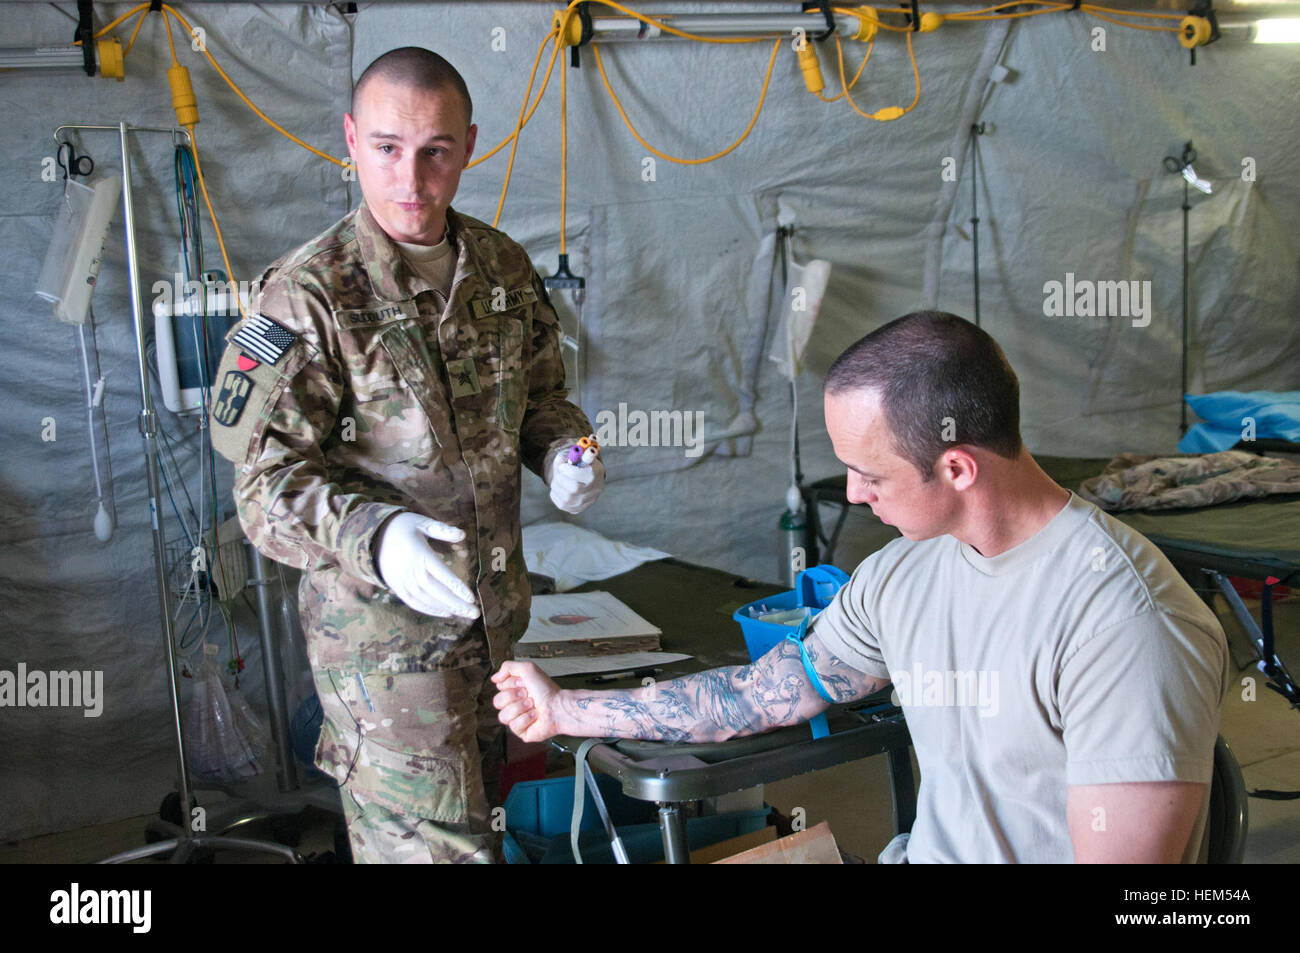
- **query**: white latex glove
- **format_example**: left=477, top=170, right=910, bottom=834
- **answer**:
left=546, top=452, right=606, bottom=515
left=374, top=512, right=480, bottom=619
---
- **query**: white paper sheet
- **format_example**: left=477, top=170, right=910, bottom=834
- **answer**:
left=518, top=591, right=662, bottom=645
left=531, top=651, right=693, bottom=679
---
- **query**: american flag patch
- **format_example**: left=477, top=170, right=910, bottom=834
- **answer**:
left=232, top=315, right=297, bottom=366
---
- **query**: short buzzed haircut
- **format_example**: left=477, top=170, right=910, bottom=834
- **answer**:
left=352, top=47, right=473, bottom=128
left=825, top=311, right=1023, bottom=481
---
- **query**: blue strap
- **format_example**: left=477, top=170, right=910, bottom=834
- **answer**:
left=786, top=617, right=835, bottom=704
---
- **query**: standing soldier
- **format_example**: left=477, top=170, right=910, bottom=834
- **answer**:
left=210, top=47, right=603, bottom=863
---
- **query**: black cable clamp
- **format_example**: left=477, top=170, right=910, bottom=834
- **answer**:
left=1190, top=0, right=1221, bottom=43
left=75, top=0, right=97, bottom=77
left=801, top=0, right=836, bottom=42
left=149, top=0, right=162, bottom=10
left=1071, top=0, right=1082, bottom=11
left=909, top=0, right=922, bottom=31
left=570, top=1, right=595, bottom=68
left=1187, top=0, right=1220, bottom=65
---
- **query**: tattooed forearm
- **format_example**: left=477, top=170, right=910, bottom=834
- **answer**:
left=568, top=669, right=757, bottom=742
left=557, top=631, right=885, bottom=742
left=573, top=690, right=696, bottom=743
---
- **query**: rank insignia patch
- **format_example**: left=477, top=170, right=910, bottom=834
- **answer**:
left=213, top=370, right=253, bottom=426
left=446, top=358, right=482, bottom=398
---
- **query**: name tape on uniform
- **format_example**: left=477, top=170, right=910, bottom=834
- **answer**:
left=232, top=315, right=298, bottom=366
left=333, top=300, right=420, bottom=328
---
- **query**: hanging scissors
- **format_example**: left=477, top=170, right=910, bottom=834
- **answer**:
left=1163, top=142, right=1196, bottom=174
left=56, top=140, right=94, bottom=179
left=1164, top=140, right=1212, bottom=194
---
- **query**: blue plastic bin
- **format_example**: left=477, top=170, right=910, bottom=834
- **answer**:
left=502, top=775, right=769, bottom=864
left=733, top=565, right=851, bottom=739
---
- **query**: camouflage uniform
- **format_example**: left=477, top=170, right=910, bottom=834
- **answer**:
left=210, top=202, right=592, bottom=863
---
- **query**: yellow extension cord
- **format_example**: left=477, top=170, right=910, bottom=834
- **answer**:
left=78, top=0, right=1202, bottom=303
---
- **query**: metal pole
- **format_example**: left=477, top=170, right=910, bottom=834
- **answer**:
left=1180, top=177, right=1190, bottom=435
left=249, top=545, right=299, bottom=793
left=886, top=745, right=917, bottom=836
left=970, top=124, right=983, bottom=329
left=657, top=802, right=691, bottom=864
left=119, top=120, right=196, bottom=832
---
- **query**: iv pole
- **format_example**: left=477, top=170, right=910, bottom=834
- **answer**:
left=55, top=122, right=298, bottom=863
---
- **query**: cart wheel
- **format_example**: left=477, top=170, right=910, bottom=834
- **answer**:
left=154, top=791, right=214, bottom=862
left=159, top=791, right=183, bottom=827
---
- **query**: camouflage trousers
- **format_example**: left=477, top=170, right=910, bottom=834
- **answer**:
left=312, top=663, right=505, bottom=864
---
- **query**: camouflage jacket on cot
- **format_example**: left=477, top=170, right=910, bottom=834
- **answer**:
left=210, top=202, right=592, bottom=672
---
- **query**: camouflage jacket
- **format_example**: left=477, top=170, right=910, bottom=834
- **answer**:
left=210, top=202, right=591, bottom=672
left=1078, top=450, right=1300, bottom=511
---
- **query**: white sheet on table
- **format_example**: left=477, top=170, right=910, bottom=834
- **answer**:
left=530, top=651, right=693, bottom=679
left=522, top=522, right=671, bottom=592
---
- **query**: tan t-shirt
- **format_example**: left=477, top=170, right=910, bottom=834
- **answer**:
left=810, top=492, right=1228, bottom=863
left=395, top=235, right=456, bottom=302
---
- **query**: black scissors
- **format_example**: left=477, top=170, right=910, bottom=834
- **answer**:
left=1163, top=142, right=1196, bottom=175
left=56, top=140, right=94, bottom=179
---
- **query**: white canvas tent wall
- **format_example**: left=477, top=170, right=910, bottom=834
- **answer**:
left=1, top=0, right=1296, bottom=841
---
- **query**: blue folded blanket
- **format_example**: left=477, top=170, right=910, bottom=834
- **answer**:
left=1178, top=391, right=1300, bottom=453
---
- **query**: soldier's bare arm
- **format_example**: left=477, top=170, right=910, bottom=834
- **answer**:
left=491, top=630, right=890, bottom=744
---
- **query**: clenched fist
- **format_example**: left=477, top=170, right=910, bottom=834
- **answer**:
left=491, top=660, right=566, bottom=743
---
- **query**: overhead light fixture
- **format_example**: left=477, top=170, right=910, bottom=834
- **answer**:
left=0, top=39, right=123, bottom=78
left=1253, top=17, right=1300, bottom=42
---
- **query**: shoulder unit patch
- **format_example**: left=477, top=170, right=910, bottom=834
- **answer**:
left=213, top=370, right=253, bottom=426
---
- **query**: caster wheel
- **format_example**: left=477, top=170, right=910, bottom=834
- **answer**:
left=159, top=791, right=184, bottom=827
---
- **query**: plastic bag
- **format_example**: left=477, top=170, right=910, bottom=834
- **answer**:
left=183, top=648, right=264, bottom=784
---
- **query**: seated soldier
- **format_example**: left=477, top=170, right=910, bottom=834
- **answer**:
left=492, top=310, right=1228, bottom=863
